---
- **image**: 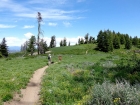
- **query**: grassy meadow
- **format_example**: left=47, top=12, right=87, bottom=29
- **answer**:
left=0, top=44, right=140, bottom=105
left=0, top=56, right=48, bottom=104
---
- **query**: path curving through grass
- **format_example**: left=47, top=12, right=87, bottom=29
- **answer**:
left=4, top=66, right=48, bottom=105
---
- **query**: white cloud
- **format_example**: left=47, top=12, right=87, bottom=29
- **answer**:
left=63, top=21, right=71, bottom=27
left=0, top=24, right=16, bottom=28
left=24, top=32, right=34, bottom=38
left=5, top=37, right=26, bottom=46
left=23, top=25, right=35, bottom=29
left=0, top=0, right=30, bottom=12
left=29, top=0, right=67, bottom=5
left=48, top=22, right=58, bottom=26
left=77, top=0, right=86, bottom=2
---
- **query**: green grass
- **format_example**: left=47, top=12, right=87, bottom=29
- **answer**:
left=1, top=44, right=140, bottom=105
left=40, top=52, right=110, bottom=105
left=0, top=56, right=48, bottom=104
left=50, top=44, right=97, bottom=55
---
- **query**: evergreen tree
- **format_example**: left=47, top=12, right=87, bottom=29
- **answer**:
left=119, top=34, right=125, bottom=45
left=132, top=36, right=139, bottom=47
left=113, top=34, right=120, bottom=49
left=43, top=41, right=48, bottom=54
left=89, top=36, right=95, bottom=43
left=39, top=39, right=48, bottom=54
left=63, top=37, right=67, bottom=46
left=125, top=34, right=132, bottom=49
left=80, top=38, right=84, bottom=44
left=78, top=38, right=81, bottom=45
left=0, top=38, right=8, bottom=57
left=68, top=42, right=70, bottom=46
left=104, top=30, right=113, bottom=52
left=27, top=36, right=36, bottom=55
left=60, top=40, right=63, bottom=47
left=84, top=33, right=89, bottom=44
left=97, top=30, right=113, bottom=52
left=50, top=35, right=56, bottom=48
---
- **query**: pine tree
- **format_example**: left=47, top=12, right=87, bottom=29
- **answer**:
left=84, top=33, right=89, bottom=44
left=39, top=39, right=48, bottom=54
left=0, top=38, right=8, bottom=57
left=27, top=36, right=36, bottom=55
left=113, top=34, right=120, bottom=49
left=132, top=36, right=139, bottom=47
left=80, top=38, right=84, bottom=44
left=63, top=37, right=67, bottom=46
left=97, top=30, right=113, bottom=52
left=97, top=30, right=103, bottom=50
left=89, top=36, right=94, bottom=43
left=68, top=42, right=70, bottom=46
left=119, top=34, right=126, bottom=45
left=78, top=38, right=81, bottom=45
left=60, top=40, right=63, bottom=47
left=125, top=34, right=132, bottom=49
left=50, top=35, right=56, bottom=48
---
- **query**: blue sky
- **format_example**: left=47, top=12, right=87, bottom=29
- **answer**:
left=0, top=0, right=140, bottom=46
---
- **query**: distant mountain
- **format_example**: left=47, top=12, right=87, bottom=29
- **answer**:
left=8, top=46, right=20, bottom=53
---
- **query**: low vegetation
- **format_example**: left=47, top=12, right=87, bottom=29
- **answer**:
left=0, top=44, right=140, bottom=105
left=0, top=56, right=47, bottom=104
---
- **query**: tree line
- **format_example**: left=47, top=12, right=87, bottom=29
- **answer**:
left=96, top=29, right=140, bottom=52
left=0, top=29, right=140, bottom=57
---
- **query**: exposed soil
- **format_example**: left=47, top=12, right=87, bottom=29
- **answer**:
left=4, top=66, right=48, bottom=105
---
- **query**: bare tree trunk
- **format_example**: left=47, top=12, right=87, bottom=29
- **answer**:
left=37, top=22, right=40, bottom=55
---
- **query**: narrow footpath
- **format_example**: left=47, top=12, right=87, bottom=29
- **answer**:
left=4, top=66, right=48, bottom=105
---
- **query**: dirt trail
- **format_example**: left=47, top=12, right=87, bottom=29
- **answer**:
left=4, top=66, right=48, bottom=105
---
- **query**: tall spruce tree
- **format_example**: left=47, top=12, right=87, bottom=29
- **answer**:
left=97, top=30, right=103, bottom=50
left=119, top=34, right=126, bottom=45
left=97, top=30, right=113, bottom=52
left=80, top=38, right=84, bottom=44
left=63, top=37, right=67, bottom=46
left=50, top=35, right=56, bottom=48
left=78, top=38, right=81, bottom=45
left=125, top=34, right=132, bottom=49
left=0, top=38, right=8, bottom=57
left=113, top=34, right=120, bottom=49
left=84, top=33, right=89, bottom=44
left=132, top=36, right=139, bottom=47
left=27, top=36, right=36, bottom=55
left=89, top=36, right=94, bottom=43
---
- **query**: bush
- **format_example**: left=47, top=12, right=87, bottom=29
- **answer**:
left=87, top=80, right=140, bottom=105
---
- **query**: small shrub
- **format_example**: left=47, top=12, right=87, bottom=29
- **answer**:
left=88, top=80, right=140, bottom=105
left=2, top=94, right=13, bottom=102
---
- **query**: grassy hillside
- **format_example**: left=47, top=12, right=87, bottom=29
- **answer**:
left=40, top=44, right=140, bottom=105
left=1, top=44, right=140, bottom=105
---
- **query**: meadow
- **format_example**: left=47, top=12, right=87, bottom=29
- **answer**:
left=0, top=44, right=140, bottom=105
left=0, top=56, right=48, bottom=105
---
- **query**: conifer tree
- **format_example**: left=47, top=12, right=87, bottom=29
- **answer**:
left=63, top=37, right=67, bottom=46
left=0, top=38, right=8, bottom=57
left=78, top=38, right=81, bottom=45
left=125, top=34, right=132, bottom=49
left=68, top=42, right=70, bottom=46
left=120, top=34, right=126, bottom=45
left=80, top=38, right=84, bottom=44
left=113, top=34, right=120, bottom=49
left=27, top=36, right=36, bottom=55
left=132, top=36, right=139, bottom=47
left=50, top=35, right=56, bottom=48
left=84, top=33, right=89, bottom=44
